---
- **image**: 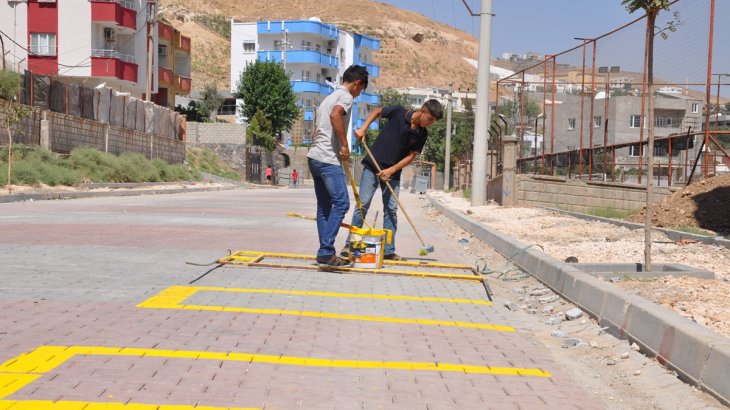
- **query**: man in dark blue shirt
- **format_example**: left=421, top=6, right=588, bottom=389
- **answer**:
left=343, top=99, right=443, bottom=260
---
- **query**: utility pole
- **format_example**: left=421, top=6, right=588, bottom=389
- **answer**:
left=281, top=29, right=292, bottom=73
left=444, top=85, right=453, bottom=191
left=470, top=0, right=494, bottom=206
left=145, top=0, right=156, bottom=102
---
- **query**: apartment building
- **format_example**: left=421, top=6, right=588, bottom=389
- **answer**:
left=230, top=17, right=380, bottom=147
left=0, top=0, right=191, bottom=106
left=541, top=92, right=704, bottom=174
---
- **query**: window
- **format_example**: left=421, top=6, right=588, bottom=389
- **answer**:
left=691, top=103, right=699, bottom=113
left=242, top=41, right=255, bottom=53
left=654, top=145, right=667, bottom=157
left=630, top=114, right=641, bottom=128
left=655, top=117, right=665, bottom=127
left=567, top=118, right=576, bottom=130
left=629, top=145, right=642, bottom=157
left=30, top=33, right=56, bottom=56
left=594, top=116, right=602, bottom=128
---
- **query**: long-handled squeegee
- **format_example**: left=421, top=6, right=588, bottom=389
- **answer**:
left=361, top=143, right=434, bottom=256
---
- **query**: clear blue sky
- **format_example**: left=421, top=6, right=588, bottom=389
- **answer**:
left=379, top=0, right=730, bottom=97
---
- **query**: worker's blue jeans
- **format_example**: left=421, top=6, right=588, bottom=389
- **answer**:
left=350, top=166, right=399, bottom=256
left=308, top=158, right=350, bottom=259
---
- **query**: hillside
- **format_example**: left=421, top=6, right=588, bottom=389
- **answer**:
left=158, top=0, right=479, bottom=92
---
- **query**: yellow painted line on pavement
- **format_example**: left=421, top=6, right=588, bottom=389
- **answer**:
left=137, top=286, right=508, bottom=331
left=178, top=285, right=491, bottom=305
left=0, top=400, right=259, bottom=409
left=0, top=346, right=552, bottom=386
left=0, top=343, right=549, bottom=409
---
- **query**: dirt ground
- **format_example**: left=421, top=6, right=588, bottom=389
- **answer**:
left=428, top=190, right=730, bottom=341
left=627, top=173, right=730, bottom=235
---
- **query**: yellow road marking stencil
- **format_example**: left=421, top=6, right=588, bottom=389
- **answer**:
left=137, top=286, right=510, bottom=331
left=218, top=250, right=484, bottom=282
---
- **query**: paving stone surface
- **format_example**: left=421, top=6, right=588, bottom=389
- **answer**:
left=0, top=189, right=602, bottom=409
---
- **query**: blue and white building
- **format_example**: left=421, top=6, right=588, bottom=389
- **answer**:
left=231, top=17, right=381, bottom=147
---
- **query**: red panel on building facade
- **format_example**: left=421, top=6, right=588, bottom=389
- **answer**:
left=91, top=57, right=138, bottom=83
left=91, top=1, right=136, bottom=30
left=158, top=22, right=174, bottom=42
left=27, top=0, right=58, bottom=75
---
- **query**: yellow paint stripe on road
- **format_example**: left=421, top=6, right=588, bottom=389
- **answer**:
left=5, top=346, right=550, bottom=378
left=148, top=303, right=514, bottom=331
left=0, top=374, right=41, bottom=400
left=0, top=400, right=259, bottom=410
left=137, top=287, right=509, bottom=331
left=189, top=285, right=491, bottom=305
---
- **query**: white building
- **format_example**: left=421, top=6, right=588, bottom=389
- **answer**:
left=392, top=86, right=477, bottom=113
left=0, top=0, right=191, bottom=105
left=230, top=17, right=380, bottom=147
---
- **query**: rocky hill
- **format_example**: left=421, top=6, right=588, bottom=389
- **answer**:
left=158, top=0, right=479, bottom=92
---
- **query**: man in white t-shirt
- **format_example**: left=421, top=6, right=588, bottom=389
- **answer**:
left=307, top=65, right=369, bottom=268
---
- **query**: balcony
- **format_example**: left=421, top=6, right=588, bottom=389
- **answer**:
left=291, top=81, right=332, bottom=96
left=158, top=67, right=173, bottom=87
left=356, top=34, right=380, bottom=52
left=257, top=50, right=338, bottom=69
left=91, top=0, right=136, bottom=31
left=359, top=62, right=379, bottom=78
left=257, top=20, right=338, bottom=40
left=174, top=32, right=191, bottom=53
left=158, top=21, right=174, bottom=43
left=91, top=49, right=137, bottom=82
left=356, top=91, right=379, bottom=106
left=174, top=75, right=192, bottom=94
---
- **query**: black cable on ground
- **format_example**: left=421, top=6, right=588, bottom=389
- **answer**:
left=476, top=243, right=545, bottom=281
left=186, top=249, right=232, bottom=284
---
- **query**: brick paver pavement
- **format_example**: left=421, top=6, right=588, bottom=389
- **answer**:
left=0, top=188, right=602, bottom=409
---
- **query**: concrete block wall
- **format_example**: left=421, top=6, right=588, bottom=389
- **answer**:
left=0, top=104, right=185, bottom=163
left=186, top=123, right=247, bottom=145
left=516, top=175, right=674, bottom=212
left=0, top=104, right=38, bottom=145
left=47, top=112, right=185, bottom=164
left=49, top=112, right=106, bottom=153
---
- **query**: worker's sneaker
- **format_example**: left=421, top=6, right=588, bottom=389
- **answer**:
left=384, top=253, right=404, bottom=261
left=317, top=254, right=351, bottom=269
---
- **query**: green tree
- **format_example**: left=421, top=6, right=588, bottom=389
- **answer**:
left=378, top=88, right=410, bottom=109
left=725, top=102, right=730, bottom=113
left=248, top=108, right=276, bottom=151
left=0, top=70, right=21, bottom=101
left=623, top=0, right=672, bottom=272
left=197, top=83, right=224, bottom=121
left=235, top=60, right=298, bottom=138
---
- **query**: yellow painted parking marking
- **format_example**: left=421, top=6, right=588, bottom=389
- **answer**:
left=0, top=400, right=258, bottom=409
left=0, top=343, right=550, bottom=409
left=167, top=285, right=491, bottom=305
left=137, top=286, right=508, bottom=331
left=0, top=346, right=551, bottom=386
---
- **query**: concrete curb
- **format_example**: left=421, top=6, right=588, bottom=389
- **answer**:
left=429, top=196, right=730, bottom=406
left=0, top=184, right=239, bottom=204
left=538, top=206, right=730, bottom=250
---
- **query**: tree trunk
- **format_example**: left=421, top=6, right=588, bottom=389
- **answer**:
left=5, top=124, right=12, bottom=194
left=644, top=10, right=657, bottom=272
